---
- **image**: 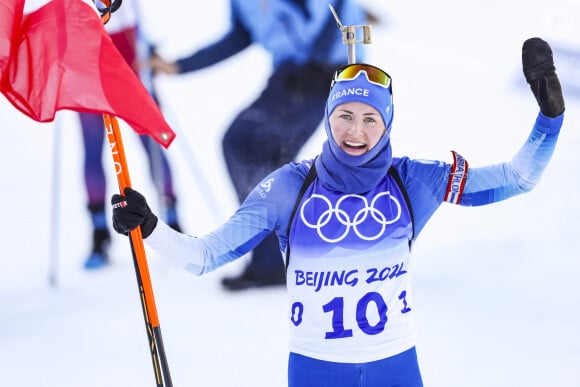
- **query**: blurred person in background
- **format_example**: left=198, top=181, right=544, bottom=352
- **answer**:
left=150, top=0, right=368, bottom=290
left=81, top=0, right=181, bottom=269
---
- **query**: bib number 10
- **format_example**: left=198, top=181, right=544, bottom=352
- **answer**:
left=291, top=291, right=411, bottom=339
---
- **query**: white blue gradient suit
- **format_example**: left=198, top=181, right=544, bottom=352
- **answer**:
left=143, top=60, right=564, bottom=385
left=146, top=109, right=562, bottom=386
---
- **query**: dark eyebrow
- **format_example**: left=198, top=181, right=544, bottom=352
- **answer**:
left=336, top=109, right=378, bottom=116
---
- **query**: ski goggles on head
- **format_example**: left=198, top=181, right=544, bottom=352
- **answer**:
left=331, top=64, right=392, bottom=89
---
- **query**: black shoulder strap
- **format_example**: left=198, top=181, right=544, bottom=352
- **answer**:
left=285, top=160, right=318, bottom=270
left=388, top=166, right=415, bottom=246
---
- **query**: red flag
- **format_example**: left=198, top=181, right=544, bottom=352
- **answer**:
left=0, top=0, right=175, bottom=147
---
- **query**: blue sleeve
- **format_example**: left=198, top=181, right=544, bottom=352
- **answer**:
left=394, top=111, right=564, bottom=239
left=392, top=157, right=450, bottom=238
left=174, top=3, right=251, bottom=73
left=461, top=112, right=563, bottom=206
left=194, top=162, right=309, bottom=272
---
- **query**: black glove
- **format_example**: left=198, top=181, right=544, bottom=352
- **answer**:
left=522, top=37, right=565, bottom=118
left=111, top=188, right=158, bottom=238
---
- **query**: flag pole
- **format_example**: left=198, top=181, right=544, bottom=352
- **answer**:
left=48, top=114, right=63, bottom=287
left=96, top=2, right=172, bottom=385
left=103, top=115, right=173, bottom=387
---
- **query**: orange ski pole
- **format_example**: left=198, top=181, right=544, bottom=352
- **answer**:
left=104, top=114, right=173, bottom=387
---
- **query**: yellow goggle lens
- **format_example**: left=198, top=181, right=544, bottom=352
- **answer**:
left=334, top=64, right=391, bottom=88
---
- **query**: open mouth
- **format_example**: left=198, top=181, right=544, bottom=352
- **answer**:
left=344, top=141, right=367, bottom=150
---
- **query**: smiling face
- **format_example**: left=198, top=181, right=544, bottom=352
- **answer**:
left=328, top=102, right=387, bottom=156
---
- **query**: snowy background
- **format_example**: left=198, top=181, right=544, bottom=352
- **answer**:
left=2, top=0, right=580, bottom=386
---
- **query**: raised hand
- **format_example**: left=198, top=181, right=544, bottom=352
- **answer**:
left=522, top=37, right=565, bottom=118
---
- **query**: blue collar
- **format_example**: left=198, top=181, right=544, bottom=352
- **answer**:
left=315, top=118, right=393, bottom=194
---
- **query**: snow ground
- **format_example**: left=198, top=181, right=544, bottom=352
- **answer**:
left=1, top=1, right=580, bottom=386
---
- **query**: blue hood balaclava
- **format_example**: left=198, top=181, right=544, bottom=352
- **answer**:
left=315, top=66, right=394, bottom=194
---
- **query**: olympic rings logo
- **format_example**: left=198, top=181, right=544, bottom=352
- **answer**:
left=299, top=192, right=402, bottom=243
left=260, top=178, right=274, bottom=192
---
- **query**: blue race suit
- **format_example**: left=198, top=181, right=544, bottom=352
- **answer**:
left=145, top=112, right=563, bottom=386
